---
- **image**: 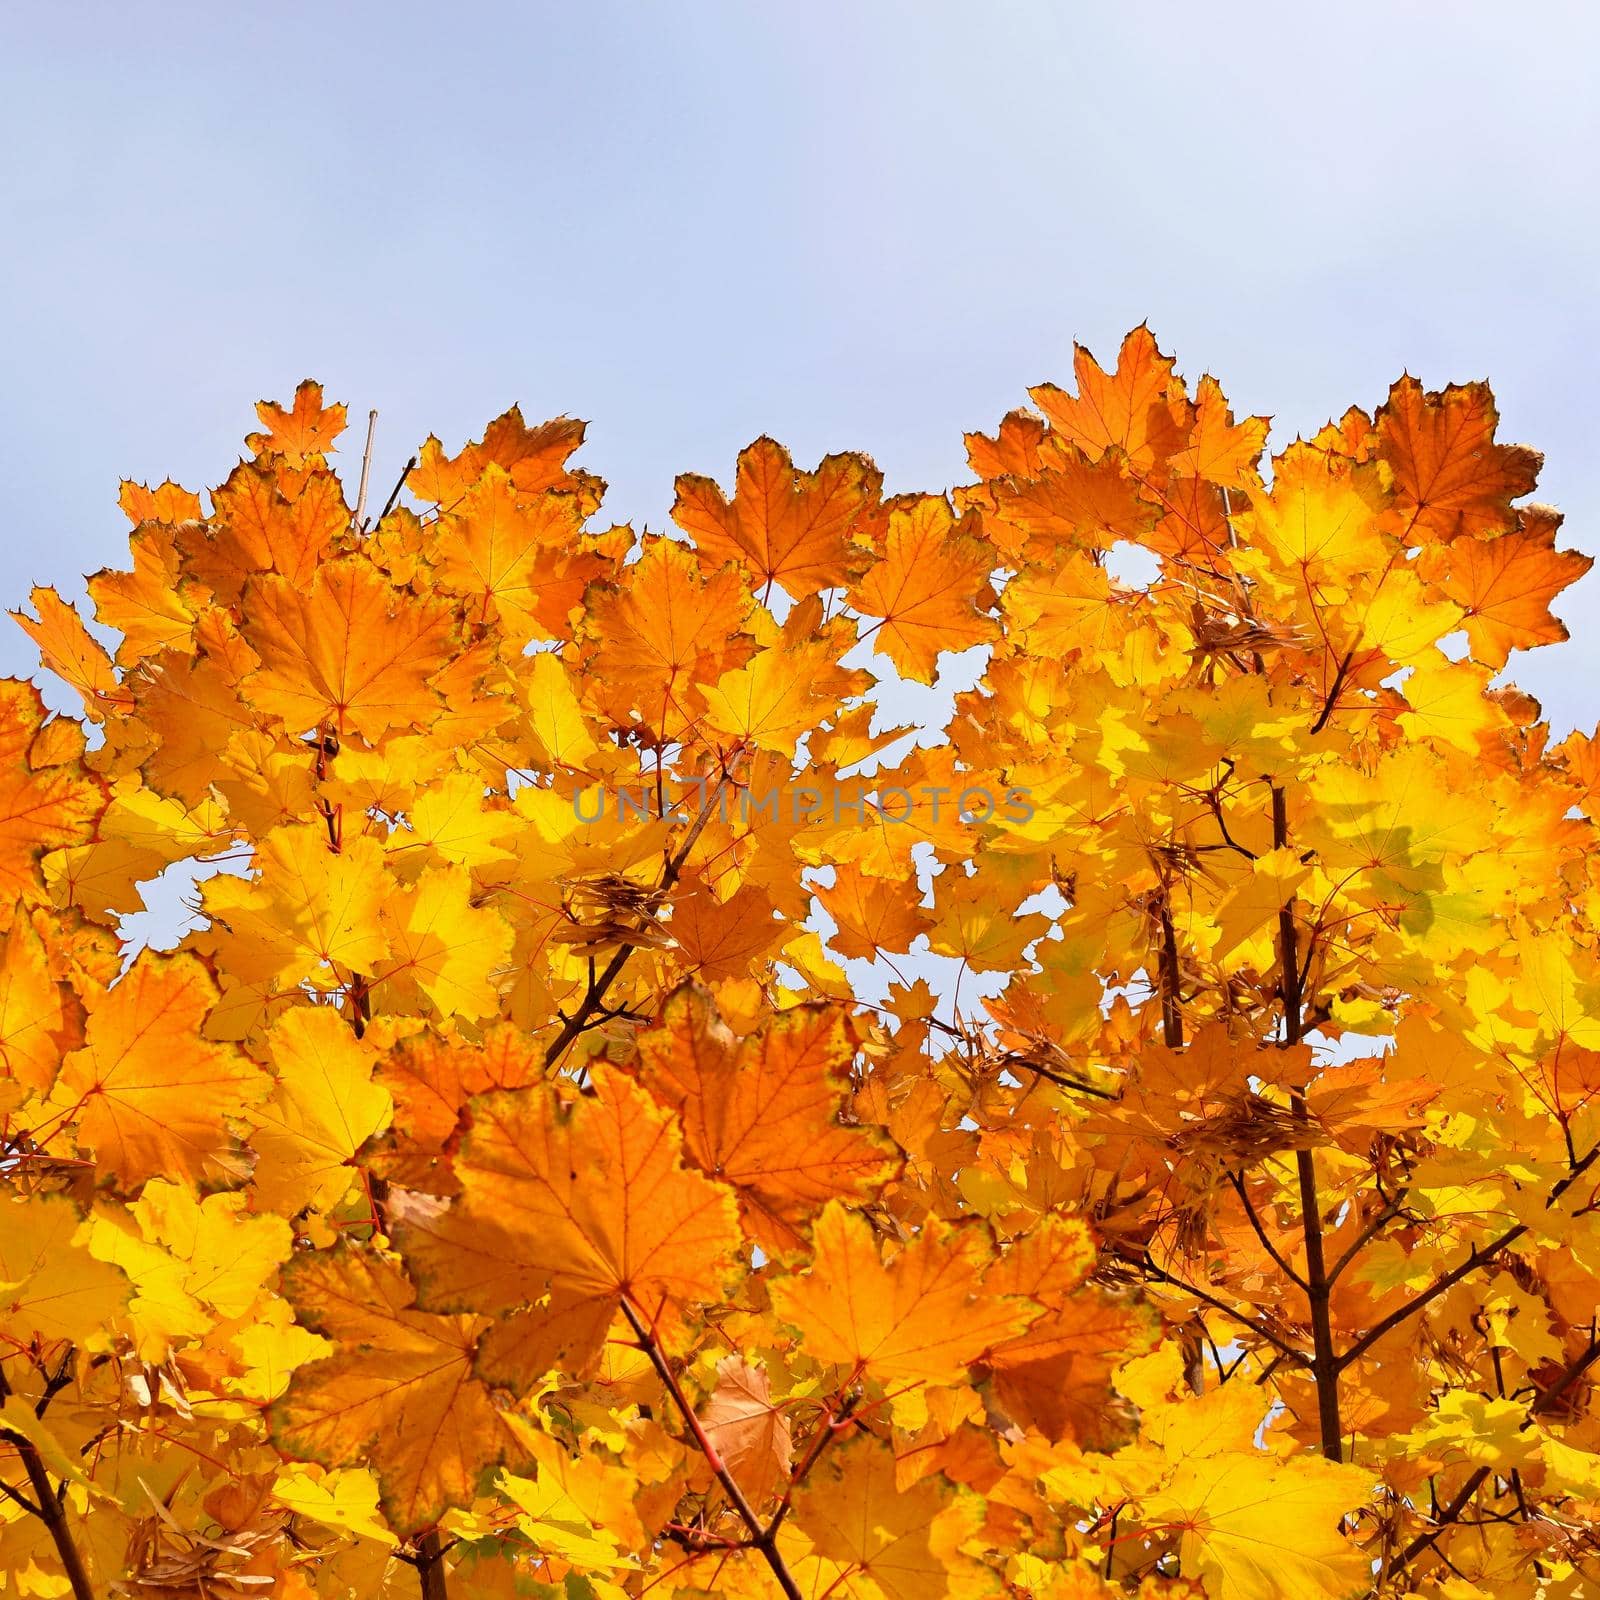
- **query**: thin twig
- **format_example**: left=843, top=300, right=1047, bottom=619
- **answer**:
left=377, top=454, right=418, bottom=525
left=1339, top=1142, right=1600, bottom=1370
left=353, top=408, right=378, bottom=528
left=543, top=766, right=736, bottom=1070
left=620, top=1299, right=805, bottom=1600
left=1228, top=1172, right=1308, bottom=1291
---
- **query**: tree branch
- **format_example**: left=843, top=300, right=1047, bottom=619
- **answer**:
left=1272, top=783, right=1343, bottom=1461
left=1338, top=1141, right=1600, bottom=1371
left=621, top=1298, right=805, bottom=1600
left=1228, top=1172, right=1308, bottom=1292
left=415, top=1528, right=449, bottom=1600
left=377, top=454, right=418, bottom=525
left=1393, top=1331, right=1600, bottom=1574
left=1325, top=1188, right=1412, bottom=1285
left=1142, top=1258, right=1311, bottom=1367
left=543, top=767, right=734, bottom=1070
left=4, top=1431, right=95, bottom=1600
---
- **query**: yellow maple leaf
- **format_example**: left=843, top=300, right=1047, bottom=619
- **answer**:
left=49, top=952, right=267, bottom=1185
left=1142, top=1450, right=1375, bottom=1600
left=793, top=1437, right=988, bottom=1600
left=251, top=1006, right=392, bottom=1213
left=375, top=864, right=514, bottom=1019
left=0, top=1193, right=128, bottom=1350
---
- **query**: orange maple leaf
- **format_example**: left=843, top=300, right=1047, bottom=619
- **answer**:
left=0, top=680, right=104, bottom=920
left=635, top=987, right=898, bottom=1254
left=1421, top=505, right=1593, bottom=668
left=243, top=557, right=457, bottom=741
left=1377, top=374, right=1541, bottom=544
left=246, top=380, right=348, bottom=466
left=48, top=952, right=267, bottom=1185
left=769, top=1202, right=1033, bottom=1387
left=673, top=436, right=882, bottom=597
left=396, top=1069, right=741, bottom=1384
left=1030, top=324, right=1191, bottom=473
left=273, top=1247, right=521, bottom=1533
left=848, top=496, right=997, bottom=685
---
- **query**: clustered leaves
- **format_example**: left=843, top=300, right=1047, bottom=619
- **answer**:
left=2, top=331, right=1598, bottom=1600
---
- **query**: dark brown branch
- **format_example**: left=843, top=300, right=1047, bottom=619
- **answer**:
left=1326, top=1189, right=1412, bottom=1284
left=764, top=1394, right=858, bottom=1543
left=1004, top=1056, right=1119, bottom=1100
left=1338, top=1141, right=1600, bottom=1371
left=1310, top=647, right=1356, bottom=735
left=1396, top=1467, right=1490, bottom=1570
left=621, top=1298, right=804, bottom=1600
left=415, top=1529, right=449, bottom=1600
left=377, top=454, right=418, bottom=525
left=1394, top=1332, right=1600, bottom=1574
left=1228, top=1172, right=1308, bottom=1291
left=1274, top=783, right=1343, bottom=1461
left=1156, top=893, right=1183, bottom=1050
left=1141, top=1258, right=1311, bottom=1367
left=3, top=1432, right=96, bottom=1600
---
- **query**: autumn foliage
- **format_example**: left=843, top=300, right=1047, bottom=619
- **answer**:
left=4, top=329, right=1600, bottom=1599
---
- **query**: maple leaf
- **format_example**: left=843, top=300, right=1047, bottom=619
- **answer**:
left=1241, top=443, right=1391, bottom=599
left=1420, top=504, right=1593, bottom=668
left=770, top=1203, right=1034, bottom=1387
left=1030, top=325, right=1191, bottom=472
left=370, top=1026, right=543, bottom=1194
left=581, top=535, right=753, bottom=743
left=0, top=1193, right=128, bottom=1349
left=848, top=496, right=998, bottom=685
left=499, top=1426, right=647, bottom=1569
left=634, top=987, right=899, bottom=1254
left=793, top=1437, right=988, bottom=1600
left=11, top=586, right=133, bottom=722
left=87, top=525, right=198, bottom=664
left=985, top=444, right=1159, bottom=558
left=48, top=952, right=268, bottom=1186
left=964, top=409, right=1048, bottom=485
left=700, top=1357, right=794, bottom=1507
left=246, top=380, right=348, bottom=466
left=202, top=825, right=392, bottom=995
left=432, top=468, right=596, bottom=646
left=409, top=408, right=591, bottom=512
left=243, top=557, right=457, bottom=741
left=703, top=642, right=851, bottom=759
left=1166, top=375, right=1269, bottom=488
left=818, top=861, right=933, bottom=961
left=1000, top=550, right=1122, bottom=661
left=395, top=1069, right=742, bottom=1383
left=118, top=478, right=204, bottom=527
left=1143, top=1451, right=1375, bottom=1600
left=0, top=910, right=76, bottom=1095
left=92, top=1179, right=292, bottom=1358
left=673, top=436, right=882, bottom=596
left=249, top=1006, right=392, bottom=1214
left=273, top=1247, right=521, bottom=1534
left=181, top=461, right=350, bottom=602
left=374, top=864, right=514, bottom=1020
left=665, top=880, right=782, bottom=983
left=1377, top=374, right=1541, bottom=544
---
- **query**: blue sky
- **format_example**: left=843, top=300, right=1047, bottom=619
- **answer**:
left=3, top=0, right=1597, bottom=730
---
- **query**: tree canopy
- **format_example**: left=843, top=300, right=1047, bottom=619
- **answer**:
left=3, top=328, right=1598, bottom=1599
